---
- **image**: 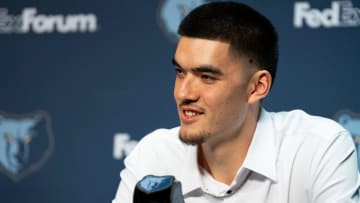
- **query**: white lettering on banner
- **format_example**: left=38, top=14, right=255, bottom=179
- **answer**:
left=113, top=133, right=138, bottom=160
left=294, top=1, right=360, bottom=28
left=0, top=8, right=97, bottom=34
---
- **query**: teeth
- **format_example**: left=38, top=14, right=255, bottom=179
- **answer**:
left=185, top=110, right=197, bottom=117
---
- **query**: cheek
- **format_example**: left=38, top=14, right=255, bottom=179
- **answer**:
left=204, top=84, right=246, bottom=109
left=173, top=84, right=177, bottom=100
left=173, top=79, right=180, bottom=102
left=221, top=96, right=245, bottom=120
left=206, top=86, right=248, bottom=123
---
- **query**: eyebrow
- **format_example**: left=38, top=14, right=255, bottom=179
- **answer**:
left=172, top=58, right=223, bottom=76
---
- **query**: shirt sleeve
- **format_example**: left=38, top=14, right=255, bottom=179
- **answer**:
left=112, top=161, right=138, bottom=203
left=112, top=129, right=175, bottom=203
left=310, top=131, right=360, bottom=203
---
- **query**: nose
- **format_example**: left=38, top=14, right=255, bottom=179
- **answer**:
left=174, top=75, right=199, bottom=104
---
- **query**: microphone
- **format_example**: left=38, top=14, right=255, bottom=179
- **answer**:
left=133, top=175, right=185, bottom=203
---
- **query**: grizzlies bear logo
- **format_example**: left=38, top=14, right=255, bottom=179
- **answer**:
left=0, top=110, right=54, bottom=181
left=157, top=0, right=207, bottom=42
left=335, top=110, right=360, bottom=170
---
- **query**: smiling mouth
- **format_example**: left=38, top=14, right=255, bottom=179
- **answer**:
left=184, top=110, right=198, bottom=117
left=182, top=109, right=204, bottom=120
left=178, top=104, right=205, bottom=123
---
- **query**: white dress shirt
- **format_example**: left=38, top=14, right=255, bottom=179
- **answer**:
left=112, top=108, right=360, bottom=202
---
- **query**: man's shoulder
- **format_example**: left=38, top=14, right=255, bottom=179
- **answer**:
left=270, top=109, right=348, bottom=141
left=139, top=126, right=181, bottom=146
left=118, top=127, right=190, bottom=199
left=128, top=126, right=187, bottom=161
left=268, top=109, right=356, bottom=174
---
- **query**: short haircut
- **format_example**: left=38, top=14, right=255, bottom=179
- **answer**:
left=178, top=1, right=279, bottom=83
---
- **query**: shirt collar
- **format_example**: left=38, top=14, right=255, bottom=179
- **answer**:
left=242, top=108, right=278, bottom=182
left=180, top=145, right=203, bottom=194
left=180, top=108, right=278, bottom=195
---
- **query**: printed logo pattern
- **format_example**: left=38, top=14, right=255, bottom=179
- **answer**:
left=294, top=1, right=360, bottom=28
left=0, top=110, right=54, bottom=181
left=0, top=8, right=97, bottom=34
left=113, top=133, right=138, bottom=160
left=157, top=0, right=207, bottom=42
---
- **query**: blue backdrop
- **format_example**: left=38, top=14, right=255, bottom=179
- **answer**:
left=0, top=0, right=359, bottom=202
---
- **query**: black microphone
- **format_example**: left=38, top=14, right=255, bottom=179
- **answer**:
left=133, top=175, right=185, bottom=203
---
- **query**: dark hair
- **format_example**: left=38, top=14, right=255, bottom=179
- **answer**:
left=178, top=1, right=278, bottom=83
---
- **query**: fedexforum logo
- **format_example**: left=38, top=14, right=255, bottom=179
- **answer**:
left=294, top=1, right=360, bottom=28
left=0, top=8, right=98, bottom=34
left=0, top=110, right=54, bottom=181
left=113, top=133, right=138, bottom=160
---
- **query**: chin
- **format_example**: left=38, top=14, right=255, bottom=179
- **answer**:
left=178, top=128, right=210, bottom=145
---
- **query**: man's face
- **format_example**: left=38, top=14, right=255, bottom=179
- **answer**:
left=173, top=37, right=256, bottom=145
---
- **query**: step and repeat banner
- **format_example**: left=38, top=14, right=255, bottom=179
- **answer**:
left=1, top=0, right=359, bottom=202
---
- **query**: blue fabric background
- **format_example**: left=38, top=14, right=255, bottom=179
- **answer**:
left=0, top=0, right=359, bottom=202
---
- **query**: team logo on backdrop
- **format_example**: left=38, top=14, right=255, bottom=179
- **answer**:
left=157, top=0, right=207, bottom=42
left=0, top=111, right=54, bottom=181
left=0, top=8, right=98, bottom=34
left=294, top=1, right=360, bottom=28
left=335, top=110, right=360, bottom=169
left=113, top=133, right=138, bottom=160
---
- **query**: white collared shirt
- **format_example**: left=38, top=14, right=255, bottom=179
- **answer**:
left=112, top=109, right=360, bottom=202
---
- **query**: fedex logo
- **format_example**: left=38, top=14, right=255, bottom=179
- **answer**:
left=294, top=1, right=360, bottom=28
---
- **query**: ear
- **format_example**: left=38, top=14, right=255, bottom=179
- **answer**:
left=247, top=70, right=272, bottom=104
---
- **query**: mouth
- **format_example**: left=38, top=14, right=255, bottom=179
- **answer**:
left=180, top=107, right=204, bottom=123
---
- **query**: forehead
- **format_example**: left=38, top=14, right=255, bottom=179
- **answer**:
left=176, top=37, right=231, bottom=52
left=174, top=37, right=232, bottom=66
left=174, top=37, right=252, bottom=74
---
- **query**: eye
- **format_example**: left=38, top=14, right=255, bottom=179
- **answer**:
left=24, top=135, right=32, bottom=144
left=174, top=68, right=185, bottom=78
left=201, top=74, right=216, bottom=83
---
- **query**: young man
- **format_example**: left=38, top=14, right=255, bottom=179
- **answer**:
left=113, top=2, right=360, bottom=202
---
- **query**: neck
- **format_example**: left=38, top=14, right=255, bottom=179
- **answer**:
left=198, top=105, right=260, bottom=185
